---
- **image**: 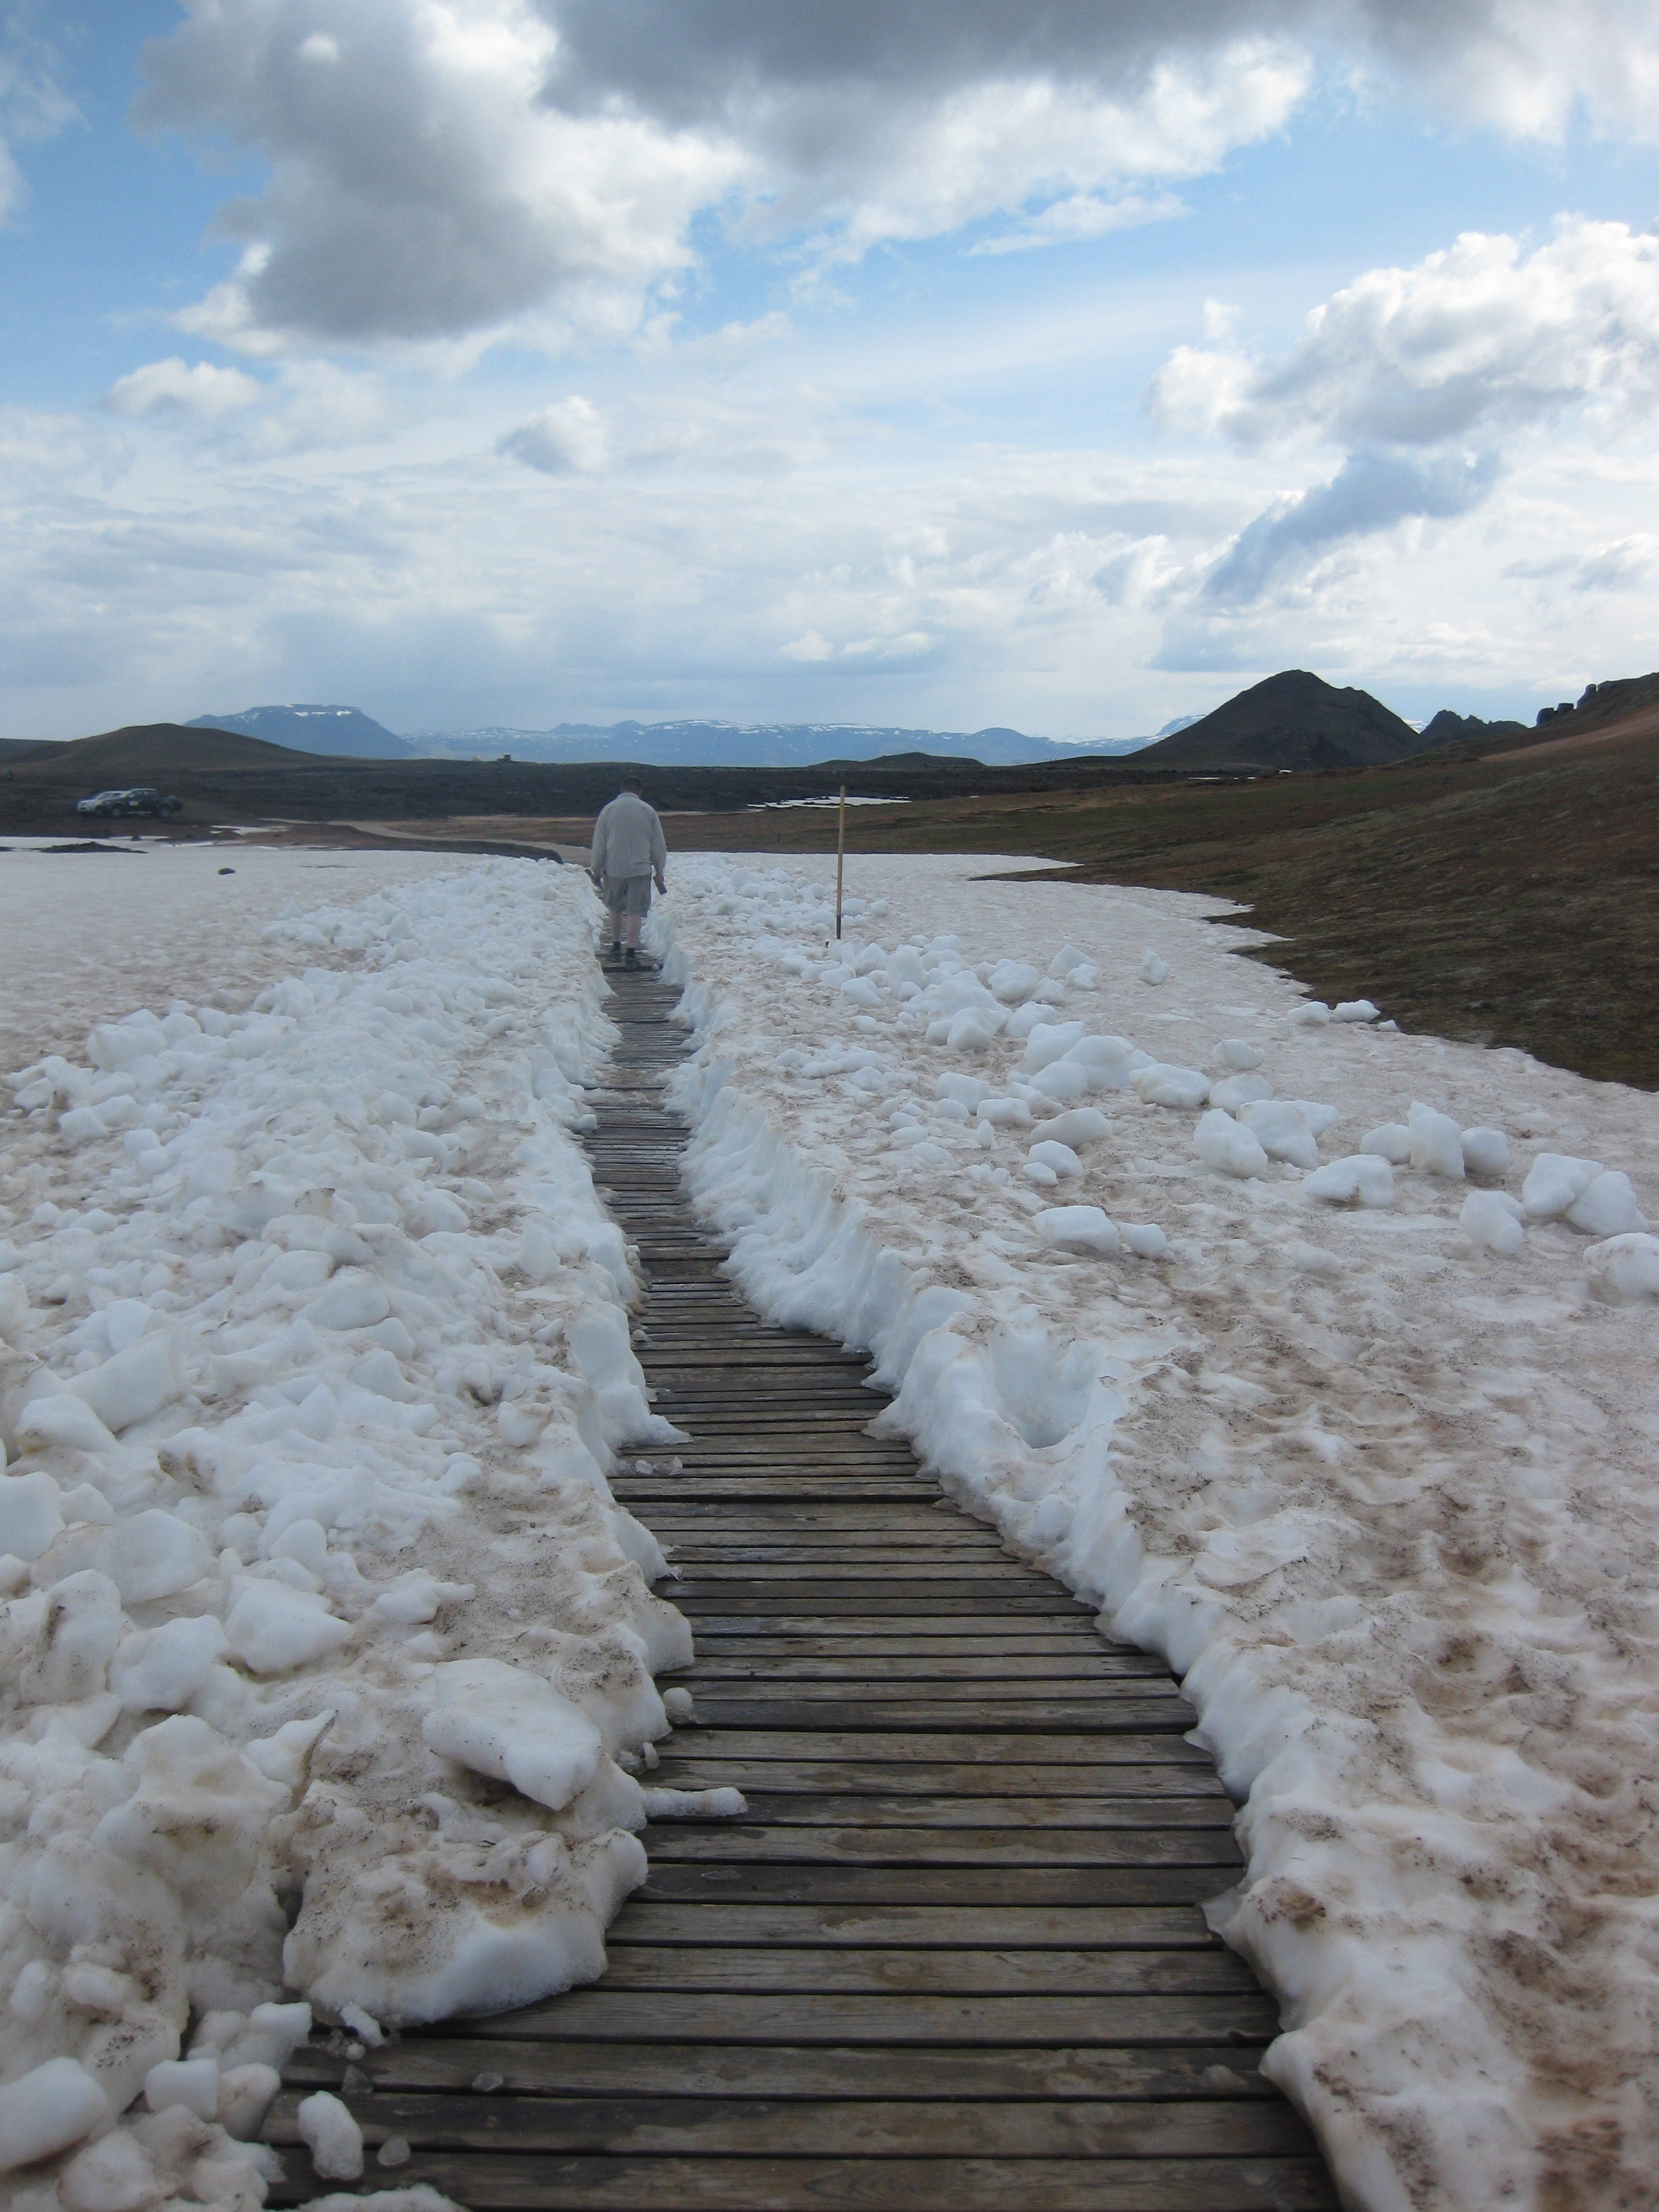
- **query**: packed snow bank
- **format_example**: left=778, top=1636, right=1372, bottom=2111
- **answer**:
left=0, top=856, right=687, bottom=2196
left=652, top=854, right=1659, bottom=2212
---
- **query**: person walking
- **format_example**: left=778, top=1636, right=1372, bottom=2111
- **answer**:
left=590, top=772, right=668, bottom=968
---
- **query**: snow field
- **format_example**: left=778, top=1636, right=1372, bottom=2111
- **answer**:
left=651, top=853, right=1659, bottom=2212
left=0, top=856, right=691, bottom=2206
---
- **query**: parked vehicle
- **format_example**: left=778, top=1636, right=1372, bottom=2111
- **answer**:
left=76, top=786, right=185, bottom=819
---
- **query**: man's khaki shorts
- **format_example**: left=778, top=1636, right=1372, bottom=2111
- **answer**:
left=602, top=872, right=653, bottom=916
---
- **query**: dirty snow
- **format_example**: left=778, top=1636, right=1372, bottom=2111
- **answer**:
left=0, top=850, right=690, bottom=2202
left=654, top=852, right=1659, bottom=2212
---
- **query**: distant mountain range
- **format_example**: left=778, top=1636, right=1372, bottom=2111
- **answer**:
left=187, top=704, right=1170, bottom=767
left=396, top=719, right=1162, bottom=767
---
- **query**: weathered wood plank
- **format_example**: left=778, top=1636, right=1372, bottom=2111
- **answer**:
left=649, top=1760, right=1231, bottom=1800
left=636, top=1865, right=1226, bottom=1906
left=457, top=1988, right=1281, bottom=2044
left=658, top=1698, right=1196, bottom=1731
left=284, top=2039, right=1282, bottom=2102
left=682, top=1654, right=1170, bottom=1680
left=659, top=1729, right=1210, bottom=1763
left=697, top=1794, right=1236, bottom=1831
left=681, top=1674, right=1188, bottom=1703
left=605, top=1903, right=1222, bottom=1949
left=267, top=2149, right=1337, bottom=2210
left=266, top=2091, right=1313, bottom=2160
left=639, top=1825, right=1239, bottom=1869
left=588, top=1945, right=1258, bottom=1997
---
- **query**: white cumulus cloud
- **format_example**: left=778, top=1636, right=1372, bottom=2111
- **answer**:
left=498, top=395, right=609, bottom=472
left=1150, top=220, right=1659, bottom=449
left=104, top=358, right=267, bottom=420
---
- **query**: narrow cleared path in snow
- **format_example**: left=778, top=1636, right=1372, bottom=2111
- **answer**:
left=272, top=962, right=1337, bottom=2210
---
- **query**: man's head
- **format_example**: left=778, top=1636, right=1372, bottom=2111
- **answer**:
left=620, top=773, right=643, bottom=795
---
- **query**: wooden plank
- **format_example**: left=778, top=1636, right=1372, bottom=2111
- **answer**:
left=637, top=1866, right=1222, bottom=1906
left=660, top=1730, right=1209, bottom=1763
left=703, top=1795, right=1236, bottom=1832
left=656, top=1699, right=1196, bottom=1731
left=680, top=1677, right=1188, bottom=1704
left=590, top=1946, right=1258, bottom=1997
left=266, top=2092, right=1313, bottom=2160
left=640, top=1826, right=1239, bottom=1869
left=605, top=1903, right=1221, bottom=1949
left=662, top=1552, right=1032, bottom=1572
left=682, top=1654, right=1170, bottom=1681
left=458, top=1989, right=1280, bottom=2045
left=650, top=1761, right=1231, bottom=1800
left=283, top=2039, right=1282, bottom=2103
left=672, top=1595, right=1094, bottom=1618
left=267, top=2149, right=1337, bottom=2210
left=681, top=1616, right=1113, bottom=1641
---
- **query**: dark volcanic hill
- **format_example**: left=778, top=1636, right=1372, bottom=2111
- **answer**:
left=1418, top=709, right=1529, bottom=749
left=189, top=704, right=414, bottom=759
left=41, top=723, right=317, bottom=779
left=1138, top=670, right=1423, bottom=772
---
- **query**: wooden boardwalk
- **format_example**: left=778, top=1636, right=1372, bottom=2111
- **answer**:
left=269, top=962, right=1336, bottom=2210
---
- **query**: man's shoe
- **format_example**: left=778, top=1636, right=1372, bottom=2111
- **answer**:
left=603, top=940, right=622, bottom=965
left=623, top=948, right=638, bottom=969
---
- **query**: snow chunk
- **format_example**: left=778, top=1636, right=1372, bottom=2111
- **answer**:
left=1239, top=1101, right=1321, bottom=1170
left=1131, top=1064, right=1210, bottom=1110
left=1305, top=1155, right=1395, bottom=1207
left=1030, top=1108, right=1110, bottom=1151
left=42, top=1509, right=212, bottom=1604
left=945, top=1010, right=997, bottom=1051
left=1361, top=1122, right=1412, bottom=1164
left=308, top=1269, right=392, bottom=1331
left=297, top=2091, right=364, bottom=2182
left=987, top=959, right=1040, bottom=1004
left=1584, top=1233, right=1659, bottom=1302
left=1138, top=951, right=1168, bottom=984
left=1027, top=1140, right=1083, bottom=1179
left=1195, top=1109, right=1270, bottom=1180
left=1565, top=1171, right=1647, bottom=1238
left=0, top=1470, right=64, bottom=1561
left=1208, top=1073, right=1273, bottom=1110
left=1460, top=1126, right=1511, bottom=1179
left=69, top=1333, right=181, bottom=1434
left=1408, top=1101, right=1465, bottom=1178
left=1521, top=1152, right=1603, bottom=1220
left=1461, top=1190, right=1525, bottom=1256
left=112, top=1615, right=231, bottom=1712
left=0, top=2056, right=110, bottom=2173
left=1036, top=1207, right=1120, bottom=1258
left=145, top=2057, right=220, bottom=2120
left=1216, top=1039, right=1265, bottom=1069
left=224, top=1578, right=353, bottom=1673
left=1021, top=1021, right=1085, bottom=1073
left=1290, top=1000, right=1330, bottom=1028
left=94, top=1715, right=285, bottom=1906
left=422, top=1657, right=604, bottom=1812
left=370, top=1569, right=475, bottom=1624
left=1332, top=999, right=1379, bottom=1022
left=1070, top=1034, right=1137, bottom=1088
left=642, top=1785, right=748, bottom=1818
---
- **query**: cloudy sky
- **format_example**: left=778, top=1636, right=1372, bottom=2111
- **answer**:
left=4, top=1, right=1659, bottom=741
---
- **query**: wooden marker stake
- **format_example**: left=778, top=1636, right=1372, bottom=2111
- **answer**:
left=835, top=784, right=846, bottom=941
